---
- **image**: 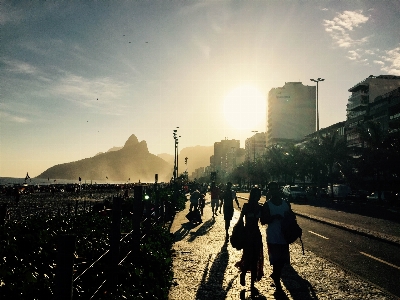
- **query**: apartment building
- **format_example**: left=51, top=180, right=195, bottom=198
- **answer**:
left=346, top=75, right=400, bottom=147
left=267, top=82, right=316, bottom=146
left=210, top=139, right=240, bottom=174
left=245, top=132, right=267, bottom=161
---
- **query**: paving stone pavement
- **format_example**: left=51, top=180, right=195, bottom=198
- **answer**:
left=168, top=193, right=396, bottom=300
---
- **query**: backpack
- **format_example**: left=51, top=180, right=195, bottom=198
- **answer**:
left=281, top=210, right=304, bottom=254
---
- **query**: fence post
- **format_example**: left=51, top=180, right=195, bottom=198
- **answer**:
left=54, top=234, right=76, bottom=300
left=108, top=196, right=122, bottom=293
left=75, top=200, right=78, bottom=217
left=0, top=203, right=7, bottom=226
left=155, top=184, right=160, bottom=221
left=132, top=185, right=143, bottom=265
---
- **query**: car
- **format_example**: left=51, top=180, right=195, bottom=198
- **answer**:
left=346, top=189, right=369, bottom=201
left=282, top=185, right=307, bottom=202
left=366, top=191, right=396, bottom=202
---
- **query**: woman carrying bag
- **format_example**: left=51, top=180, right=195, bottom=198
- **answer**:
left=234, top=187, right=264, bottom=296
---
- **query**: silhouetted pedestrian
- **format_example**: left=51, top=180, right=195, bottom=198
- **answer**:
left=210, top=182, right=220, bottom=217
left=223, top=182, right=241, bottom=239
left=235, top=187, right=264, bottom=296
left=261, top=181, right=291, bottom=293
left=189, top=187, right=201, bottom=212
left=199, top=193, right=205, bottom=215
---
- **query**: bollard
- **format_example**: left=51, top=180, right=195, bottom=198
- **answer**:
left=54, top=234, right=76, bottom=300
left=108, top=196, right=122, bottom=293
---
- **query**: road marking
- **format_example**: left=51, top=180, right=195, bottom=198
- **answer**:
left=360, top=251, right=400, bottom=270
left=308, top=231, right=329, bottom=239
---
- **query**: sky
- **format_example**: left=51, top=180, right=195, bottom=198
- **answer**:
left=1, top=0, right=400, bottom=178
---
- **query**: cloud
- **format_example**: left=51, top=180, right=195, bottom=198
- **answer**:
left=3, top=59, right=38, bottom=75
left=380, top=45, right=400, bottom=75
left=373, top=60, right=384, bottom=65
left=0, top=3, right=24, bottom=25
left=51, top=74, right=129, bottom=115
left=347, top=50, right=361, bottom=60
left=324, top=10, right=369, bottom=48
left=0, top=110, right=29, bottom=123
left=192, top=36, right=211, bottom=59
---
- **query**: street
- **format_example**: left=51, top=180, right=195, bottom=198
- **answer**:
left=236, top=193, right=400, bottom=298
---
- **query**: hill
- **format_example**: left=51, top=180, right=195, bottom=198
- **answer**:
left=177, top=145, right=213, bottom=175
left=37, top=134, right=173, bottom=182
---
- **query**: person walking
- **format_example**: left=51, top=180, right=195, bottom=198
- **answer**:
left=198, top=193, right=206, bottom=216
left=222, top=182, right=241, bottom=239
left=261, top=181, right=291, bottom=293
left=235, top=187, right=264, bottom=297
left=189, top=187, right=201, bottom=212
left=219, top=183, right=233, bottom=214
left=210, top=182, right=220, bottom=217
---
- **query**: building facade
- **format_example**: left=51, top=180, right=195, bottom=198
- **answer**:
left=245, top=132, right=267, bottom=161
left=210, top=139, right=240, bottom=175
left=267, top=82, right=316, bottom=146
left=346, top=75, right=400, bottom=147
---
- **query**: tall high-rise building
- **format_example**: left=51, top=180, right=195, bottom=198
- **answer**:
left=267, top=82, right=316, bottom=145
left=211, top=139, right=240, bottom=174
left=346, top=75, right=400, bottom=147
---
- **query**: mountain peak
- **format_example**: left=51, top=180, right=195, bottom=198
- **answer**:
left=123, top=134, right=139, bottom=148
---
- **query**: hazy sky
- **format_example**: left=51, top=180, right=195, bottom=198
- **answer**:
left=1, top=0, right=400, bottom=177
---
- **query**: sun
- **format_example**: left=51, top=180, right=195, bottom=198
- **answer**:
left=223, top=85, right=266, bottom=131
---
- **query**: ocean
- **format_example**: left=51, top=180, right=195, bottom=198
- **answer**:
left=0, top=177, right=129, bottom=186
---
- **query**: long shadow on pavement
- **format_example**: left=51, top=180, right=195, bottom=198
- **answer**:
left=281, top=264, right=318, bottom=300
left=187, top=217, right=216, bottom=242
left=173, top=221, right=197, bottom=242
left=195, top=241, right=237, bottom=299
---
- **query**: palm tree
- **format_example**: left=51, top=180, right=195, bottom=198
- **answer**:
left=306, top=131, right=349, bottom=197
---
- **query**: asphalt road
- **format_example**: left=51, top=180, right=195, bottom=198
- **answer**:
left=235, top=193, right=400, bottom=298
left=298, top=216, right=400, bottom=298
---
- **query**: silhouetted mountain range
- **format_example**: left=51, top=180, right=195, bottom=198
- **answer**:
left=38, top=134, right=214, bottom=182
left=38, top=135, right=173, bottom=183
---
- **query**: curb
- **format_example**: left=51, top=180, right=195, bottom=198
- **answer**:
left=237, top=195, right=400, bottom=247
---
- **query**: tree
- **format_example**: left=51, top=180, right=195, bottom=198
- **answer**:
left=356, top=121, right=390, bottom=201
left=305, top=131, right=349, bottom=197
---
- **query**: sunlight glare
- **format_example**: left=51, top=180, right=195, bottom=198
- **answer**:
left=223, top=85, right=266, bottom=131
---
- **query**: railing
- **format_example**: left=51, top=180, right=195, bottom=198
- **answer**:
left=53, top=185, right=172, bottom=299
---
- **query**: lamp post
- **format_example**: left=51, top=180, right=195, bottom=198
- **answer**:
left=173, top=128, right=179, bottom=181
left=310, top=78, right=324, bottom=139
left=251, top=130, right=258, bottom=162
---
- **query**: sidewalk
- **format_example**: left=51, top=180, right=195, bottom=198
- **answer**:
left=168, top=193, right=395, bottom=299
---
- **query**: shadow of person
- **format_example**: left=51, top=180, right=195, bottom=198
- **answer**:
left=281, top=264, right=318, bottom=299
left=195, top=241, right=236, bottom=299
left=240, top=287, right=270, bottom=300
left=173, top=221, right=197, bottom=242
left=187, top=218, right=216, bottom=242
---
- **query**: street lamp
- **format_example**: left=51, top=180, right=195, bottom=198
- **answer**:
left=173, top=128, right=179, bottom=181
left=251, top=130, right=258, bottom=162
left=310, top=78, right=324, bottom=139
left=173, top=127, right=180, bottom=181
